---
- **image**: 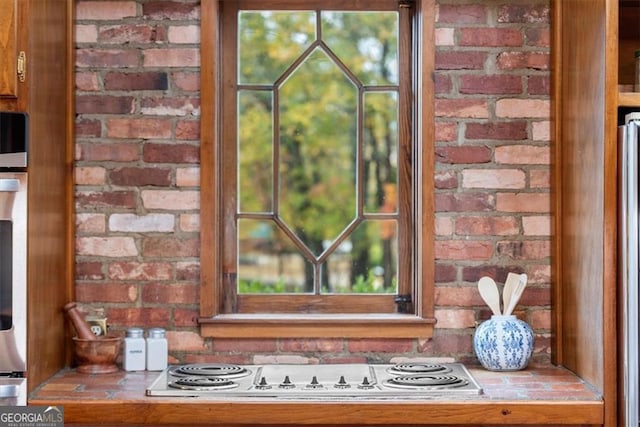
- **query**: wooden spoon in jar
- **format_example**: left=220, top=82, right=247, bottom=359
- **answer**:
left=478, top=276, right=502, bottom=316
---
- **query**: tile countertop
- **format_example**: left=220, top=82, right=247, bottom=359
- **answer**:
left=29, top=365, right=604, bottom=426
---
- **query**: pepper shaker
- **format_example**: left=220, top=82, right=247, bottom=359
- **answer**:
left=146, top=328, right=168, bottom=371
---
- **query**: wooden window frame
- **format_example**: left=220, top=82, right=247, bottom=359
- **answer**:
left=199, top=0, right=435, bottom=338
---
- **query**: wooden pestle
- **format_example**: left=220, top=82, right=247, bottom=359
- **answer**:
left=63, top=302, right=97, bottom=340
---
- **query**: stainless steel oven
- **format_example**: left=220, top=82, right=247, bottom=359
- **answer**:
left=0, top=111, right=28, bottom=405
left=0, top=173, right=27, bottom=405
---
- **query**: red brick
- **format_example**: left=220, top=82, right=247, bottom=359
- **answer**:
left=437, top=4, right=486, bottom=24
left=76, top=48, right=139, bottom=68
left=496, top=240, right=551, bottom=260
left=143, top=48, right=199, bottom=67
left=435, top=121, right=457, bottom=142
left=434, top=170, right=457, bottom=189
left=107, top=307, right=171, bottom=328
left=280, top=339, right=344, bottom=353
left=141, top=96, right=200, bottom=116
left=77, top=143, right=139, bottom=162
left=461, top=266, right=524, bottom=284
left=76, top=262, right=105, bottom=280
left=498, top=4, right=550, bottom=23
left=143, top=143, right=199, bottom=163
left=434, top=74, right=452, bottom=94
left=172, top=72, right=200, bottom=91
left=496, top=193, right=550, bottom=212
left=76, top=282, right=137, bottom=303
left=528, top=75, right=550, bottom=95
left=99, top=24, right=166, bottom=44
left=435, top=51, right=486, bottom=70
left=108, top=262, right=173, bottom=281
left=465, top=121, right=527, bottom=140
left=434, top=286, right=478, bottom=307
left=497, top=52, right=550, bottom=70
left=184, top=354, right=253, bottom=365
left=76, top=191, right=137, bottom=209
left=76, top=95, right=134, bottom=114
left=175, top=120, right=200, bottom=140
left=109, top=167, right=172, bottom=186
left=141, top=237, right=199, bottom=257
left=176, top=262, right=199, bottom=280
left=435, top=240, right=494, bottom=260
left=518, top=286, right=552, bottom=308
left=142, top=1, right=200, bottom=20
left=459, top=75, right=523, bottom=95
left=526, top=28, right=550, bottom=47
left=435, top=192, right=494, bottom=212
left=435, top=99, right=488, bottom=118
left=435, top=146, right=492, bottom=164
left=417, top=332, right=472, bottom=354
left=459, top=28, right=523, bottom=47
left=142, top=283, right=198, bottom=304
left=322, top=356, right=368, bottom=364
left=434, top=263, right=457, bottom=282
left=104, top=72, right=169, bottom=91
left=107, top=118, right=173, bottom=139
left=76, top=72, right=100, bottom=91
left=347, top=339, right=414, bottom=353
left=76, top=1, right=137, bottom=20
left=76, top=119, right=102, bottom=138
left=173, top=308, right=199, bottom=327
left=211, top=339, right=278, bottom=353
left=455, top=216, right=519, bottom=236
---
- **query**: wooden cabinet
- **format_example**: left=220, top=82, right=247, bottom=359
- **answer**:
left=1, top=0, right=74, bottom=393
left=553, top=1, right=640, bottom=426
left=0, top=0, right=27, bottom=111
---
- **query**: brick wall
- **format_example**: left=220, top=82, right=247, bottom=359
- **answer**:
left=73, top=0, right=551, bottom=365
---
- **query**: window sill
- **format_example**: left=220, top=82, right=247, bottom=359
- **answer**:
left=198, top=313, right=436, bottom=338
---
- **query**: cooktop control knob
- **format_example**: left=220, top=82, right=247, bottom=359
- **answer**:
left=305, top=376, right=323, bottom=389
left=278, top=375, right=295, bottom=389
left=334, top=375, right=351, bottom=389
left=357, top=377, right=374, bottom=389
left=255, top=377, right=272, bottom=390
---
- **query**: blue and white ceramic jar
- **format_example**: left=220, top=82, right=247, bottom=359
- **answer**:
left=473, top=315, right=534, bottom=371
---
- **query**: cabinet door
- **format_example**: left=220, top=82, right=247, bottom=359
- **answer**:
left=0, top=0, right=26, bottom=111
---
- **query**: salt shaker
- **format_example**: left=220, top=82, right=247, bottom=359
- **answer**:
left=146, top=328, right=168, bottom=371
left=123, top=327, right=146, bottom=371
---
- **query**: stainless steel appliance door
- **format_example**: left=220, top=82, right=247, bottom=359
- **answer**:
left=619, top=119, right=640, bottom=427
left=0, top=174, right=26, bottom=374
left=0, top=378, right=26, bottom=406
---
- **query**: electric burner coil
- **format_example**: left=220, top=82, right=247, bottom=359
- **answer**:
left=169, top=363, right=251, bottom=379
left=387, top=363, right=452, bottom=376
left=383, top=374, right=469, bottom=390
left=168, top=376, right=239, bottom=391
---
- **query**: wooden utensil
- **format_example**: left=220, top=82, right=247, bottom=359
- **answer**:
left=478, top=276, right=502, bottom=316
left=504, top=274, right=528, bottom=316
left=502, top=272, right=520, bottom=315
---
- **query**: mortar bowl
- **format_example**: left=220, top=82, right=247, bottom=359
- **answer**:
left=72, top=335, right=122, bottom=374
